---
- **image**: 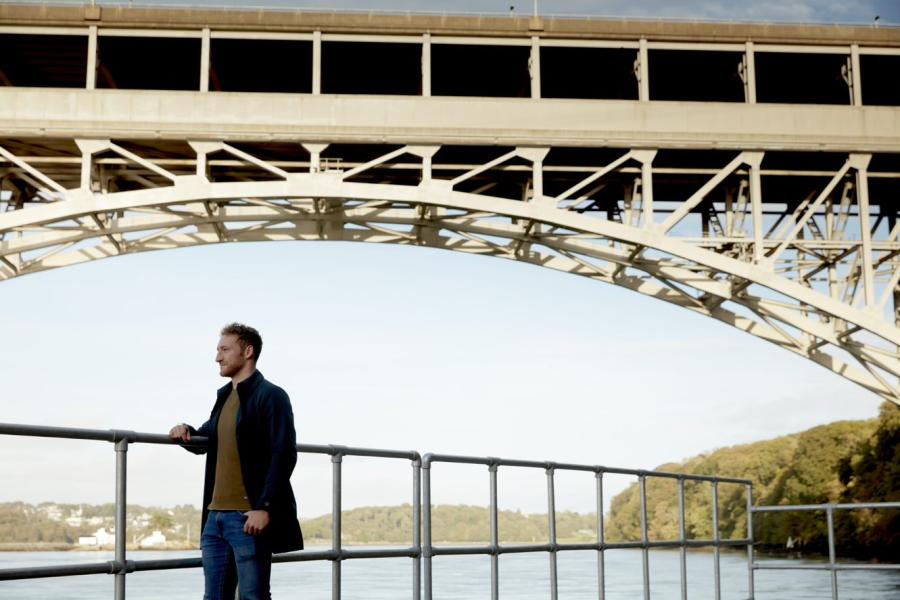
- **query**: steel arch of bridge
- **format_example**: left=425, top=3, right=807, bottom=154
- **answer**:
left=2, top=140, right=900, bottom=404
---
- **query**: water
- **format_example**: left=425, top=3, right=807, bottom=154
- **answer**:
left=1, top=548, right=898, bottom=599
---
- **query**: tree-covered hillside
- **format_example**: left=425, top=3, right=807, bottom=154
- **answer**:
left=0, top=502, right=199, bottom=548
left=302, top=504, right=596, bottom=544
left=606, top=402, right=899, bottom=561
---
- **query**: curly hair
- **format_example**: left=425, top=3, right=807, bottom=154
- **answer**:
left=220, top=322, right=263, bottom=361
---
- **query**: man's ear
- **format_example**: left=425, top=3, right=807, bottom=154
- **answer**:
left=244, top=344, right=255, bottom=361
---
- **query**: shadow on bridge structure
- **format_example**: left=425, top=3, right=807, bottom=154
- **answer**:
left=1, top=2, right=900, bottom=405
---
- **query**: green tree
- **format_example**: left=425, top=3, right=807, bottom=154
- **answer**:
left=606, top=417, right=884, bottom=558
left=835, top=402, right=900, bottom=561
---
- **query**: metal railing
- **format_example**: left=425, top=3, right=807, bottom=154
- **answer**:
left=422, top=453, right=752, bottom=600
left=1, top=420, right=898, bottom=599
left=0, top=422, right=422, bottom=600
left=750, top=502, right=900, bottom=600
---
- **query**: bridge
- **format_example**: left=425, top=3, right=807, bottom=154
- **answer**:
left=1, top=3, right=900, bottom=402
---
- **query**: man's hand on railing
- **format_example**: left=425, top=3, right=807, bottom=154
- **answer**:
left=168, top=423, right=192, bottom=443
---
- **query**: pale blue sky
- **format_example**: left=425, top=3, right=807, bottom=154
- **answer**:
left=0, top=0, right=891, bottom=519
left=0, top=241, right=881, bottom=517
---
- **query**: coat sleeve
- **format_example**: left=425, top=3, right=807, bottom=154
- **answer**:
left=254, top=387, right=298, bottom=511
left=182, top=415, right=214, bottom=455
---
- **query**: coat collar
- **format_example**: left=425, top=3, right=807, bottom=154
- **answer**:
left=217, top=369, right=264, bottom=400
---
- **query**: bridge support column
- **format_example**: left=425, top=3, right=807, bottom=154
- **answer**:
left=200, top=28, right=210, bottom=92
left=850, top=44, right=863, bottom=107
left=422, top=33, right=431, bottom=97
left=313, top=31, right=322, bottom=95
left=86, top=25, right=97, bottom=90
left=530, top=36, right=541, bottom=99
left=741, top=42, right=756, bottom=103
left=637, top=38, right=649, bottom=102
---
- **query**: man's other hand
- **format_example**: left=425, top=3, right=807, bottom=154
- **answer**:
left=243, top=510, right=270, bottom=535
left=168, top=424, right=192, bottom=443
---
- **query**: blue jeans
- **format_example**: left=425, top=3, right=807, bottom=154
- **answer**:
left=201, top=511, right=272, bottom=600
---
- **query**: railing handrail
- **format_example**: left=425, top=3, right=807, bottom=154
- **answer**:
left=10, top=0, right=900, bottom=29
left=423, top=451, right=752, bottom=484
left=751, top=501, right=900, bottom=512
left=0, top=422, right=421, bottom=460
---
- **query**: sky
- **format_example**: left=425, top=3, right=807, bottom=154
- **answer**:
left=0, top=0, right=895, bottom=521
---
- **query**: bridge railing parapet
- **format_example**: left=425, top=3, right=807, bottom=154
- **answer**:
left=0, top=420, right=897, bottom=600
left=2, top=4, right=900, bottom=109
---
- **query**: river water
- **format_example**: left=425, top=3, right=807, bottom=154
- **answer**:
left=1, top=548, right=898, bottom=599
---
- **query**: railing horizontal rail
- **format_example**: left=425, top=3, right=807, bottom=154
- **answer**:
left=130, top=557, right=202, bottom=572
left=0, top=422, right=420, bottom=461
left=751, top=501, right=900, bottom=512
left=13, top=0, right=900, bottom=29
left=0, top=561, right=122, bottom=581
left=429, top=539, right=753, bottom=557
left=0, top=545, right=429, bottom=582
left=423, top=453, right=750, bottom=484
left=281, top=547, right=423, bottom=563
left=753, top=562, right=900, bottom=571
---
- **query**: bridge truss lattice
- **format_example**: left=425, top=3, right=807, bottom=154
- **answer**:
left=1, top=5, right=900, bottom=403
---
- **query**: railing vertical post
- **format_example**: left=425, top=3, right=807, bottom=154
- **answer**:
left=114, top=436, right=128, bottom=600
left=595, top=470, right=605, bottom=600
left=678, top=477, right=687, bottom=600
left=712, top=481, right=721, bottom=600
left=546, top=467, right=558, bottom=600
left=331, top=452, right=343, bottom=600
left=826, top=507, right=838, bottom=600
left=412, top=457, right=422, bottom=600
left=422, top=460, right=433, bottom=600
left=639, top=474, right=650, bottom=600
left=747, top=484, right=755, bottom=600
left=489, top=463, right=500, bottom=600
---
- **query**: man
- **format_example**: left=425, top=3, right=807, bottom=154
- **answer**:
left=169, top=323, right=303, bottom=600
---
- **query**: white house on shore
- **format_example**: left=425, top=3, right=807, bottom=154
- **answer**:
left=78, top=527, right=115, bottom=546
left=138, top=531, right=167, bottom=548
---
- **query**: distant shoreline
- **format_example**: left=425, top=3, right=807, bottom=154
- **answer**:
left=0, top=542, right=197, bottom=552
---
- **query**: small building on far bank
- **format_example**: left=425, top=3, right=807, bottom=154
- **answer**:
left=138, top=531, right=167, bottom=548
left=78, top=527, right=115, bottom=547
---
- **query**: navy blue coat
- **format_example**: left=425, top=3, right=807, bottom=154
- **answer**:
left=186, top=370, right=304, bottom=553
